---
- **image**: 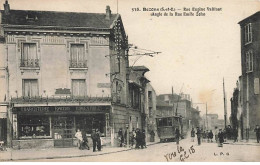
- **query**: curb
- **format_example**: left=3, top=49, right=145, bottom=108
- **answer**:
left=1, top=142, right=160, bottom=161
left=223, top=142, right=260, bottom=146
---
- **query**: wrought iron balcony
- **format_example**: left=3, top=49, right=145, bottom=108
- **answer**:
left=20, top=59, right=40, bottom=68
left=69, top=60, right=88, bottom=68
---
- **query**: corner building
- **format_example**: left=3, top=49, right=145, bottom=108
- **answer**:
left=238, top=11, right=260, bottom=139
left=0, top=1, right=146, bottom=149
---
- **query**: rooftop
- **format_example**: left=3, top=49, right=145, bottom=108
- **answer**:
left=238, top=11, right=260, bottom=25
left=1, top=9, right=118, bottom=29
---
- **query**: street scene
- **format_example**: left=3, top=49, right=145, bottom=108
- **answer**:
left=0, top=0, right=260, bottom=162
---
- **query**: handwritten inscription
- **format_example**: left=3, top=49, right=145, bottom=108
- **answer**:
left=164, top=145, right=195, bottom=162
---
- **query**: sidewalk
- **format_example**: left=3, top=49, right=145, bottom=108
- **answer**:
left=223, top=139, right=260, bottom=146
left=0, top=141, right=159, bottom=161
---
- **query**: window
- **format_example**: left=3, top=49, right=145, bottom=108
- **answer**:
left=70, top=44, right=87, bottom=68
left=23, top=79, right=38, bottom=97
left=129, top=84, right=141, bottom=109
left=245, top=23, right=252, bottom=44
left=18, top=115, right=50, bottom=138
left=246, top=50, right=253, bottom=72
left=21, top=43, right=39, bottom=67
left=72, top=79, right=86, bottom=97
left=149, top=107, right=152, bottom=117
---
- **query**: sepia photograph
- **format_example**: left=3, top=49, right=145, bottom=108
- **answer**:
left=0, top=0, right=259, bottom=162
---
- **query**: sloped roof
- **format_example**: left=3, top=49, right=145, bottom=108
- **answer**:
left=1, top=10, right=118, bottom=29
left=238, top=11, right=260, bottom=25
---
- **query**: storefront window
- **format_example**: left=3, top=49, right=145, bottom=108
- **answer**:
left=52, top=116, right=75, bottom=139
left=18, top=115, right=50, bottom=138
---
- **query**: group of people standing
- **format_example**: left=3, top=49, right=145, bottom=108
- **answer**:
left=191, top=127, right=225, bottom=147
left=118, top=128, right=147, bottom=149
left=74, top=128, right=102, bottom=152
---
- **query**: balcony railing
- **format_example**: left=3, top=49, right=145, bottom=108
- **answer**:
left=69, top=60, right=87, bottom=68
left=11, top=96, right=111, bottom=104
left=20, top=59, right=40, bottom=68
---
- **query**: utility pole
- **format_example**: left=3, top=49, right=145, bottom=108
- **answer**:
left=172, top=86, right=174, bottom=116
left=223, top=78, right=227, bottom=129
left=206, top=102, right=208, bottom=130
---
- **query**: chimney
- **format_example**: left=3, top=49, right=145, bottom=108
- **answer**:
left=105, top=5, right=111, bottom=20
left=4, top=0, right=10, bottom=15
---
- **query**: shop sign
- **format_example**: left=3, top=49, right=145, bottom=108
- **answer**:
left=13, top=106, right=110, bottom=113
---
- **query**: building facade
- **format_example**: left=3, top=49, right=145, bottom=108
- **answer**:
left=0, top=1, right=150, bottom=148
left=238, top=11, right=260, bottom=139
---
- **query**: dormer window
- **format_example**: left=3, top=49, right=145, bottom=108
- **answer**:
left=26, top=13, right=38, bottom=21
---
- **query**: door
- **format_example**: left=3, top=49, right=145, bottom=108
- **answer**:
left=52, top=116, right=75, bottom=148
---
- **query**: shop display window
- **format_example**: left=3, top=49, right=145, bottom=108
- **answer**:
left=18, top=115, right=50, bottom=138
left=52, top=116, right=75, bottom=139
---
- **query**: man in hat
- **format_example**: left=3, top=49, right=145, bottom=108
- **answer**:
left=218, top=129, right=224, bottom=147
left=91, top=129, right=97, bottom=152
left=254, top=125, right=260, bottom=143
left=196, top=127, right=202, bottom=145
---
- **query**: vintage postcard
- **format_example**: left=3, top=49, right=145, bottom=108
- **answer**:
left=0, top=0, right=260, bottom=162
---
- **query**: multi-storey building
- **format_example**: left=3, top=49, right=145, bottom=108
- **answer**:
left=238, top=11, right=260, bottom=139
left=0, top=1, right=150, bottom=148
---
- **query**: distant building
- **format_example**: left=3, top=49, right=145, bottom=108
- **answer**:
left=202, top=114, right=219, bottom=130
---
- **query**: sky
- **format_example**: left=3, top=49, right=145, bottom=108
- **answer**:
left=1, top=0, right=259, bottom=119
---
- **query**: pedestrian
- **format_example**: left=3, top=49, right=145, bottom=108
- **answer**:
left=233, top=128, right=238, bottom=143
left=208, top=130, right=214, bottom=142
left=129, top=128, right=134, bottom=148
left=218, top=129, right=224, bottom=147
left=191, top=128, right=195, bottom=142
left=96, top=129, right=102, bottom=151
left=206, top=130, right=209, bottom=142
left=202, top=130, right=207, bottom=142
left=118, top=128, right=124, bottom=147
left=150, top=130, right=155, bottom=142
left=214, top=127, right=219, bottom=143
left=82, top=129, right=90, bottom=150
left=254, top=125, right=260, bottom=143
left=132, top=128, right=136, bottom=148
left=135, top=128, right=141, bottom=149
left=124, top=129, right=127, bottom=145
left=196, top=127, right=201, bottom=145
left=91, top=129, right=97, bottom=152
left=141, top=129, right=146, bottom=149
left=175, top=128, right=180, bottom=145
left=75, top=129, right=83, bottom=150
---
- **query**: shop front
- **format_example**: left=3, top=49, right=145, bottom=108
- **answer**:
left=11, top=105, right=110, bottom=149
